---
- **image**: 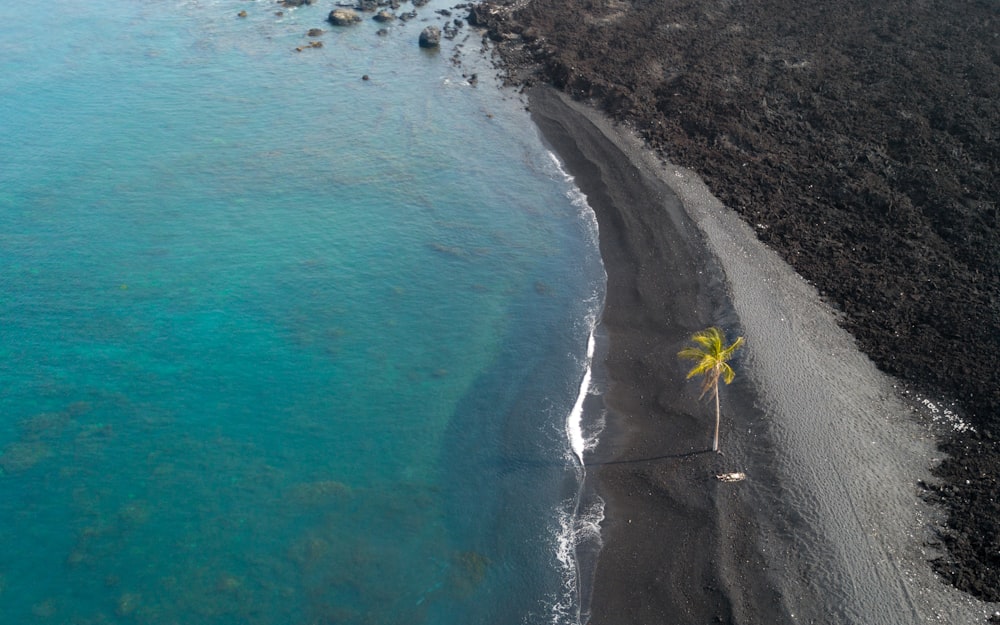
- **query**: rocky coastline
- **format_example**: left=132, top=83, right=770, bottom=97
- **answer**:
left=470, top=0, right=1000, bottom=606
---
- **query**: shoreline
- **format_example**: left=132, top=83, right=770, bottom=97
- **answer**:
left=526, top=86, right=996, bottom=623
left=471, top=0, right=1000, bottom=601
left=527, top=85, right=747, bottom=623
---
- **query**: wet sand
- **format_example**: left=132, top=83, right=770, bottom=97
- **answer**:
left=526, top=86, right=996, bottom=624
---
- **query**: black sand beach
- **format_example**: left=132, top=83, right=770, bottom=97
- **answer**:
left=468, top=0, right=999, bottom=619
left=528, top=86, right=993, bottom=624
left=528, top=86, right=775, bottom=624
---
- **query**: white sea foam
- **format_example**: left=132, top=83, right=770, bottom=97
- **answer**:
left=538, top=144, right=608, bottom=625
left=546, top=150, right=602, bottom=248
left=544, top=143, right=605, bottom=465
left=549, top=308, right=606, bottom=624
left=567, top=331, right=596, bottom=465
left=550, top=495, right=606, bottom=625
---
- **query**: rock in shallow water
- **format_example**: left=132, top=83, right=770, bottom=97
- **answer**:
left=418, top=25, right=441, bottom=48
left=328, top=8, right=362, bottom=25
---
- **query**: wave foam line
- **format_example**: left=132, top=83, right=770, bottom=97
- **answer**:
left=550, top=316, right=604, bottom=625
left=551, top=496, right=605, bottom=625
left=567, top=330, right=596, bottom=466
left=543, top=146, right=606, bottom=625
left=545, top=149, right=601, bottom=245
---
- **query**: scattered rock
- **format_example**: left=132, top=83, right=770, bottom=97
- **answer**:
left=465, top=4, right=493, bottom=28
left=237, top=10, right=247, bottom=17
left=373, top=9, right=395, bottom=22
left=418, top=25, right=441, bottom=48
left=328, top=8, right=362, bottom=25
left=307, top=28, right=325, bottom=37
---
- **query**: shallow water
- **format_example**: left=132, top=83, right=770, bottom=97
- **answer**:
left=0, top=2, right=604, bottom=623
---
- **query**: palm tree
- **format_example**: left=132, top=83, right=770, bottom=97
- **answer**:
left=678, top=327, right=744, bottom=453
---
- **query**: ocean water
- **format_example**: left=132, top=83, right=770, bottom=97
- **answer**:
left=0, top=2, right=605, bottom=624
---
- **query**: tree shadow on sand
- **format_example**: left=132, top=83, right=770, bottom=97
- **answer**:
left=583, top=450, right=710, bottom=466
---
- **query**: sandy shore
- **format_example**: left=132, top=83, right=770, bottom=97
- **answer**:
left=526, top=87, right=996, bottom=624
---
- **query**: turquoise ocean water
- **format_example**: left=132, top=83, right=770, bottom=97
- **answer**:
left=0, top=2, right=605, bottom=623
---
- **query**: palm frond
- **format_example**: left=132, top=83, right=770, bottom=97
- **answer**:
left=720, top=335, right=745, bottom=362
left=677, top=346, right=707, bottom=361
left=685, top=358, right=715, bottom=379
left=691, top=327, right=723, bottom=352
left=720, top=362, right=736, bottom=385
left=678, top=327, right=744, bottom=390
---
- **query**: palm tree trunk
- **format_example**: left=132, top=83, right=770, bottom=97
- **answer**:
left=712, top=382, right=720, bottom=452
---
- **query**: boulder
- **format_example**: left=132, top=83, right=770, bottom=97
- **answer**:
left=328, top=8, right=362, bottom=25
left=373, top=10, right=395, bottom=22
left=466, top=5, right=491, bottom=27
left=307, top=28, right=325, bottom=37
left=418, top=25, right=441, bottom=48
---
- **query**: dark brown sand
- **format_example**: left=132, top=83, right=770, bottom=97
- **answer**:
left=527, top=86, right=994, bottom=624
